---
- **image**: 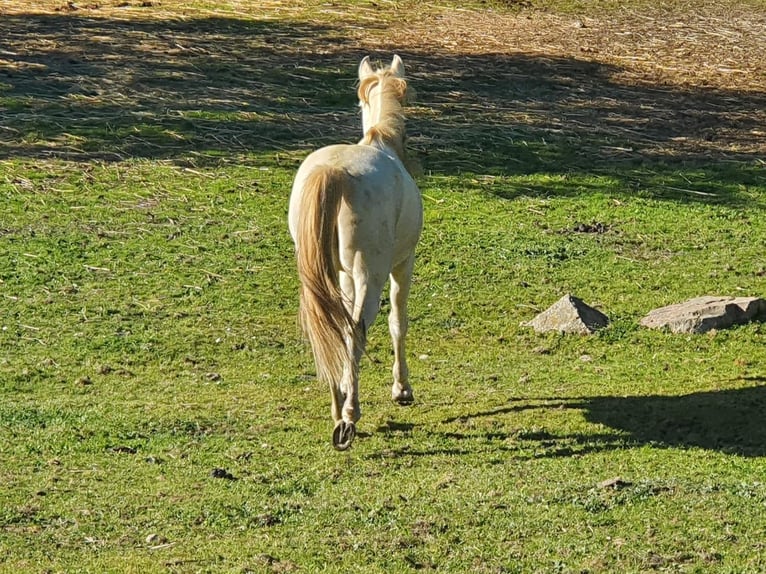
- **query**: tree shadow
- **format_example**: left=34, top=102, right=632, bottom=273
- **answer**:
left=439, top=385, right=766, bottom=458
left=0, top=12, right=364, bottom=162
left=1, top=10, right=764, bottom=207
left=407, top=52, right=766, bottom=168
left=402, top=51, right=765, bottom=208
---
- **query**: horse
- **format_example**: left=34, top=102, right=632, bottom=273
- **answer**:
left=288, top=55, right=423, bottom=450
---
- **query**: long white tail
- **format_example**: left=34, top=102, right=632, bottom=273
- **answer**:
left=295, top=165, right=360, bottom=385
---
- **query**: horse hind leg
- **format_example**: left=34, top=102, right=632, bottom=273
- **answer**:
left=331, top=270, right=358, bottom=451
left=389, top=255, right=415, bottom=405
left=340, top=269, right=364, bottom=425
left=331, top=271, right=385, bottom=450
left=332, top=327, right=361, bottom=451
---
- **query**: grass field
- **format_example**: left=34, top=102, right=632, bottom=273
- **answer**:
left=2, top=1, right=766, bottom=572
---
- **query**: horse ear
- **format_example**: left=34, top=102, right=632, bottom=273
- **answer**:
left=390, top=54, right=405, bottom=78
left=358, top=56, right=374, bottom=79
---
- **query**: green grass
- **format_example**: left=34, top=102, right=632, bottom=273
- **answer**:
left=2, top=1, right=766, bottom=572
left=3, top=160, right=766, bottom=573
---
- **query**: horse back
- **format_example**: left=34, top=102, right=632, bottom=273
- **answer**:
left=291, top=144, right=422, bottom=268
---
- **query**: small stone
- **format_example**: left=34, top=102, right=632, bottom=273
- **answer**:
left=145, top=533, right=170, bottom=547
left=598, top=476, right=631, bottom=489
left=523, top=294, right=609, bottom=334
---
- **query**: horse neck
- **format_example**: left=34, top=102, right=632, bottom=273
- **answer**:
left=360, top=78, right=407, bottom=164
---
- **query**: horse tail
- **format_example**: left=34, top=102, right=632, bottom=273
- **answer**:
left=295, top=165, right=359, bottom=386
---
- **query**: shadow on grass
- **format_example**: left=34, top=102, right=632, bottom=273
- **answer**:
left=436, top=384, right=766, bottom=458
left=1, top=10, right=764, bottom=206
left=0, top=12, right=365, bottom=161
left=579, top=384, right=766, bottom=457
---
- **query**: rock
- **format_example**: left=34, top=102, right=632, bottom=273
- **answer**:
left=523, top=294, right=609, bottom=334
left=598, top=476, right=632, bottom=490
left=640, top=296, right=766, bottom=334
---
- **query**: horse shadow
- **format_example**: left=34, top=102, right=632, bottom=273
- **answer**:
left=428, top=383, right=766, bottom=459
left=578, top=382, right=766, bottom=457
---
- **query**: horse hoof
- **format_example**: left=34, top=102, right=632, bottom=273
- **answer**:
left=332, top=421, right=356, bottom=451
left=392, top=389, right=414, bottom=406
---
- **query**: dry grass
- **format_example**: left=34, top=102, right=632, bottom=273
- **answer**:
left=1, top=0, right=764, bottom=173
left=390, top=2, right=766, bottom=89
left=377, top=1, right=766, bottom=168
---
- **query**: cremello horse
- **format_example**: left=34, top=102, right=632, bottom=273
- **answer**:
left=288, top=55, right=423, bottom=450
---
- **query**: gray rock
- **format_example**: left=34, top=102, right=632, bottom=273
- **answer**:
left=523, top=294, right=609, bottom=334
left=640, top=296, right=766, bottom=334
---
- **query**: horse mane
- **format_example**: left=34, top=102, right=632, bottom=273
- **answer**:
left=357, top=71, right=420, bottom=177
